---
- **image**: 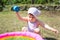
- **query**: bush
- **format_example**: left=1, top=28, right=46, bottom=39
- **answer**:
left=1, top=0, right=60, bottom=5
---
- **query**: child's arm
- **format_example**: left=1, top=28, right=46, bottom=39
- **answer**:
left=39, top=20, right=58, bottom=34
left=16, top=12, right=28, bottom=22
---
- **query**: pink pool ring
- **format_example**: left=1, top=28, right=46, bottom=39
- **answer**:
left=0, top=32, right=44, bottom=40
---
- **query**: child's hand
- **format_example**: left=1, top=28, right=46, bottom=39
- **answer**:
left=53, top=29, right=59, bottom=34
left=16, top=12, right=19, bottom=13
left=12, top=6, right=20, bottom=12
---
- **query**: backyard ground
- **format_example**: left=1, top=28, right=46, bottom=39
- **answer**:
left=0, top=6, right=60, bottom=40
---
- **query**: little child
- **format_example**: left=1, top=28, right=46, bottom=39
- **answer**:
left=16, top=7, right=58, bottom=36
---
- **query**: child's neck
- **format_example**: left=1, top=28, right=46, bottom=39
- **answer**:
left=30, top=19, right=37, bottom=23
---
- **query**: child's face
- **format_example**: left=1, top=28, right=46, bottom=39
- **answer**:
left=28, top=13, right=36, bottom=22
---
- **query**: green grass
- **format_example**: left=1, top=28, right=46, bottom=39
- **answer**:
left=0, top=10, right=60, bottom=40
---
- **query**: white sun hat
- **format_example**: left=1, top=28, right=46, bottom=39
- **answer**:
left=28, top=7, right=41, bottom=17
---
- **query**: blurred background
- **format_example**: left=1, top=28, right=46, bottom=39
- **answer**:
left=0, top=0, right=60, bottom=40
left=0, top=0, right=60, bottom=11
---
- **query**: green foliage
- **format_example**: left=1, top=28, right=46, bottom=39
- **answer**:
left=2, top=0, right=7, bottom=3
left=54, top=0, right=60, bottom=4
left=16, top=0, right=22, bottom=3
left=1, top=0, right=60, bottom=5
left=21, top=0, right=31, bottom=4
left=37, top=0, right=46, bottom=4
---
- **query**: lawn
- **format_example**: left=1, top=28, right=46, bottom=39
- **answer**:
left=0, top=8, right=60, bottom=40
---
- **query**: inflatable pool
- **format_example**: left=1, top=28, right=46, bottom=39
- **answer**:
left=0, top=32, right=44, bottom=40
